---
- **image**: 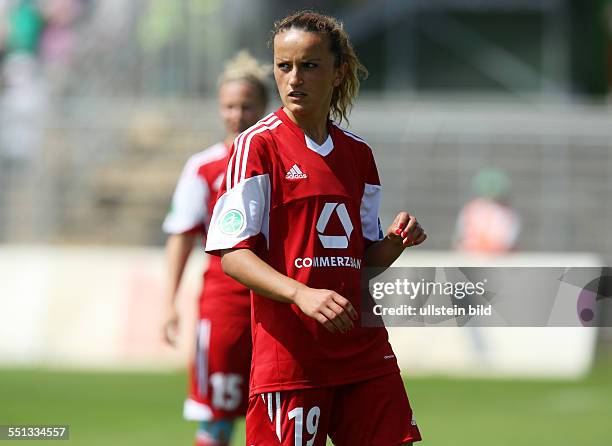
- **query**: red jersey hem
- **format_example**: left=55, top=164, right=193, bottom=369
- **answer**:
left=248, top=362, right=399, bottom=396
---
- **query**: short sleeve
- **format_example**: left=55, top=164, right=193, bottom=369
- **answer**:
left=360, top=147, right=384, bottom=246
left=163, top=156, right=209, bottom=234
left=205, top=132, right=271, bottom=255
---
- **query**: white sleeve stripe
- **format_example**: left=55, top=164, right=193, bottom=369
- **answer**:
left=239, top=119, right=281, bottom=185
left=227, top=115, right=280, bottom=190
left=235, top=116, right=278, bottom=189
left=226, top=141, right=238, bottom=191
left=232, top=132, right=247, bottom=189
left=239, top=118, right=280, bottom=184
left=227, top=114, right=276, bottom=191
left=234, top=125, right=268, bottom=186
left=232, top=129, right=250, bottom=190
left=342, top=130, right=367, bottom=144
left=259, top=112, right=276, bottom=123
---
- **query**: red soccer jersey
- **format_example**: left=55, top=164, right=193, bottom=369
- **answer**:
left=163, top=142, right=250, bottom=318
left=206, top=109, right=400, bottom=395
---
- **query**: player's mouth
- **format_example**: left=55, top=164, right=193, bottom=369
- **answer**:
left=288, top=91, right=307, bottom=101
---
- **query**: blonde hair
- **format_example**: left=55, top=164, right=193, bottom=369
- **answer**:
left=218, top=50, right=270, bottom=107
left=272, top=11, right=368, bottom=125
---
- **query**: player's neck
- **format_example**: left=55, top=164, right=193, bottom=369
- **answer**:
left=283, top=107, right=328, bottom=145
left=302, top=125, right=329, bottom=145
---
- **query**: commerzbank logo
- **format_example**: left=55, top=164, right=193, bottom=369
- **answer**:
left=294, top=203, right=360, bottom=269
left=316, top=202, right=353, bottom=248
left=218, top=209, right=245, bottom=235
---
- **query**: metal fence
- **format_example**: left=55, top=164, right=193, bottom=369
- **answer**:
left=1, top=97, right=611, bottom=263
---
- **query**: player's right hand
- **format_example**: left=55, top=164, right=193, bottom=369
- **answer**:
left=293, top=288, right=358, bottom=334
left=162, top=305, right=180, bottom=347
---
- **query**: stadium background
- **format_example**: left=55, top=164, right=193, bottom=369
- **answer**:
left=1, top=0, right=611, bottom=445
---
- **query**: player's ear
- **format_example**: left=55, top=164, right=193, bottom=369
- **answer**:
left=333, top=62, right=348, bottom=87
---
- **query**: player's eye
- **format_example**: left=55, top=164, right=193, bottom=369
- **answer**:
left=277, top=62, right=291, bottom=72
left=303, top=62, right=317, bottom=69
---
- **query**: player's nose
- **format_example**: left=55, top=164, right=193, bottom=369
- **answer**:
left=288, top=67, right=303, bottom=86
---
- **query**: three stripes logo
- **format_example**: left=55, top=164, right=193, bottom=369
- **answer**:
left=285, top=164, right=308, bottom=180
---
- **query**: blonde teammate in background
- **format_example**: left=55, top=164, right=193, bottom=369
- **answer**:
left=161, top=51, right=269, bottom=446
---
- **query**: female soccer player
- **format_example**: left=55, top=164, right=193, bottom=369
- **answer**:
left=162, top=51, right=269, bottom=446
left=206, top=11, right=426, bottom=446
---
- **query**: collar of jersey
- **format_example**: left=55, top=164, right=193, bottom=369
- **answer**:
left=304, top=133, right=333, bottom=156
left=275, top=107, right=335, bottom=157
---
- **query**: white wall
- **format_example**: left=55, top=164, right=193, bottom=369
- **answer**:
left=0, top=246, right=599, bottom=378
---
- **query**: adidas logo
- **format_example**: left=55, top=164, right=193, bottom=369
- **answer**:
left=285, top=164, right=308, bottom=179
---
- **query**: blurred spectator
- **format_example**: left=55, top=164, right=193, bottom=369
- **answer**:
left=454, top=168, right=521, bottom=253
left=0, top=0, right=52, bottom=241
left=39, top=0, right=81, bottom=94
left=2, top=0, right=44, bottom=56
left=0, top=0, right=49, bottom=164
left=40, top=0, right=80, bottom=64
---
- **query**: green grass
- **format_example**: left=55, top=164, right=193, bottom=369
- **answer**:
left=1, top=360, right=611, bottom=445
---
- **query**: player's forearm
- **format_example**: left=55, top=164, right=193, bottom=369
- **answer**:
left=365, top=213, right=427, bottom=268
left=363, top=237, right=405, bottom=269
left=220, top=248, right=306, bottom=304
left=164, top=233, right=197, bottom=303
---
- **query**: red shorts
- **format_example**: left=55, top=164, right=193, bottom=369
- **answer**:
left=183, top=314, right=252, bottom=421
left=246, top=372, right=422, bottom=446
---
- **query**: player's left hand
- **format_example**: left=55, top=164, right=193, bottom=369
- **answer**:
left=161, top=305, right=180, bottom=347
left=386, top=212, right=426, bottom=248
